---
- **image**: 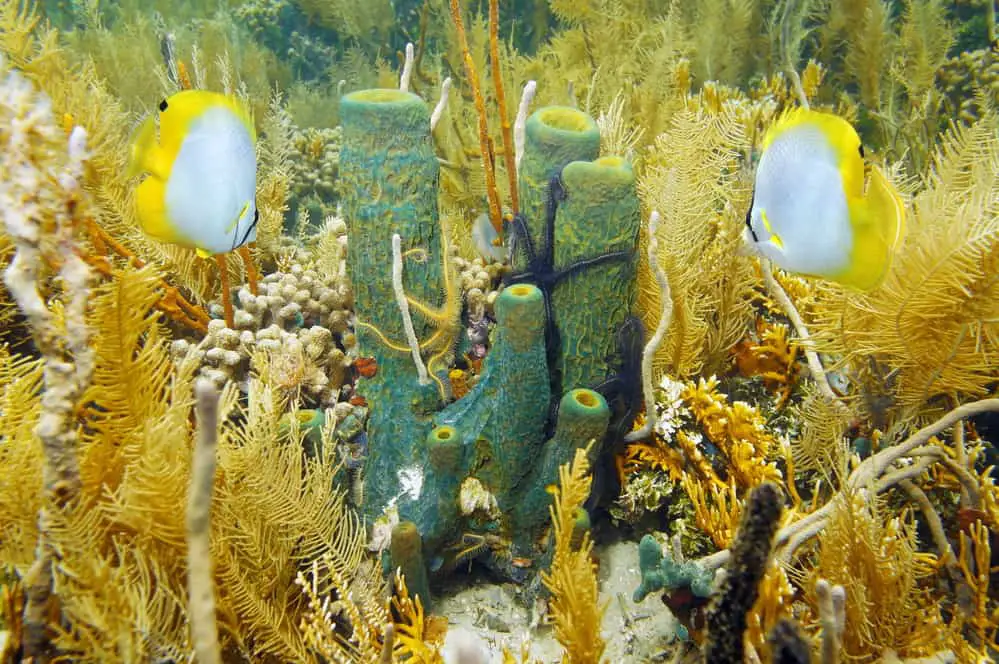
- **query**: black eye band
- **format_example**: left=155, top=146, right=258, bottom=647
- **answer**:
left=159, top=99, right=168, bottom=112
left=859, top=144, right=865, bottom=158
left=744, top=190, right=759, bottom=242
left=235, top=206, right=259, bottom=249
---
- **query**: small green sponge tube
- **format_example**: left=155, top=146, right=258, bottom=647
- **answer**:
left=515, top=106, right=600, bottom=270
left=389, top=521, right=432, bottom=611
left=513, top=388, right=610, bottom=546
left=434, top=284, right=551, bottom=518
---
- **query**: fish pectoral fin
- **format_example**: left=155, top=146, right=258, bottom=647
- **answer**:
left=760, top=209, right=785, bottom=249
left=226, top=201, right=250, bottom=234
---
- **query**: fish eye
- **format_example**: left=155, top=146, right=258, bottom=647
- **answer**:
left=158, top=99, right=168, bottom=112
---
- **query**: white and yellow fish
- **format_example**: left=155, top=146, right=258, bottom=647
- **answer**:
left=744, top=107, right=905, bottom=290
left=128, top=89, right=258, bottom=258
left=472, top=211, right=507, bottom=263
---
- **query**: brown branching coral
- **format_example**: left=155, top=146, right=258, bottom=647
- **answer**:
left=704, top=482, right=784, bottom=664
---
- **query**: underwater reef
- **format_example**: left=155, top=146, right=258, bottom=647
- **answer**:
left=1, top=1, right=998, bottom=663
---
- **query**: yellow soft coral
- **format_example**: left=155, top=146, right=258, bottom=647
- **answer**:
left=682, top=376, right=782, bottom=489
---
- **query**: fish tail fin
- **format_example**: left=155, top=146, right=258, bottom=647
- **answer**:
left=127, top=116, right=157, bottom=178
left=135, top=177, right=185, bottom=245
left=836, top=171, right=906, bottom=291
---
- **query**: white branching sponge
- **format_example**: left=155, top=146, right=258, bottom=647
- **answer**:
left=0, top=56, right=94, bottom=657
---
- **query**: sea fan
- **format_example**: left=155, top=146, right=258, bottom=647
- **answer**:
left=637, top=107, right=757, bottom=379
left=0, top=265, right=368, bottom=661
left=0, top=346, right=44, bottom=568
left=541, top=444, right=608, bottom=663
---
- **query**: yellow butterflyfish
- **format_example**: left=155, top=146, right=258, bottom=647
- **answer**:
left=743, top=108, right=906, bottom=291
left=471, top=211, right=507, bottom=263
left=128, top=89, right=258, bottom=258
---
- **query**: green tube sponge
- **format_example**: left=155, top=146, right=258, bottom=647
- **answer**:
left=515, top=106, right=600, bottom=270
left=551, top=155, right=641, bottom=393
left=389, top=520, right=432, bottom=611
left=435, top=284, right=550, bottom=510
left=426, top=425, right=463, bottom=474
left=339, top=89, right=445, bottom=526
left=513, top=388, right=609, bottom=543
left=339, top=89, right=443, bottom=346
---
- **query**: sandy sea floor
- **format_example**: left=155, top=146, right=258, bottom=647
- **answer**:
left=436, top=541, right=680, bottom=663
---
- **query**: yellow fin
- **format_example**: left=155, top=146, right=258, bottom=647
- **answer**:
left=834, top=169, right=905, bottom=291
left=127, top=116, right=169, bottom=180
left=865, top=165, right=906, bottom=251
left=135, top=177, right=186, bottom=245
left=159, top=90, right=256, bottom=151
left=195, top=247, right=214, bottom=259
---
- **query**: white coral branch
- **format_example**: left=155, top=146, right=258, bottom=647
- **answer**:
left=392, top=233, right=431, bottom=384
left=0, top=62, right=94, bottom=657
left=188, top=379, right=222, bottom=664
left=399, top=42, right=415, bottom=92
left=514, top=80, right=537, bottom=173
left=625, top=209, right=671, bottom=442
left=431, top=77, right=452, bottom=132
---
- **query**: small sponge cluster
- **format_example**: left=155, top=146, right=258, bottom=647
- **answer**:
left=450, top=249, right=507, bottom=321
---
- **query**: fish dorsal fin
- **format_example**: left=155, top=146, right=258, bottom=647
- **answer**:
left=228, top=95, right=256, bottom=142
left=127, top=115, right=169, bottom=180
left=158, top=90, right=214, bottom=153
left=159, top=90, right=256, bottom=151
